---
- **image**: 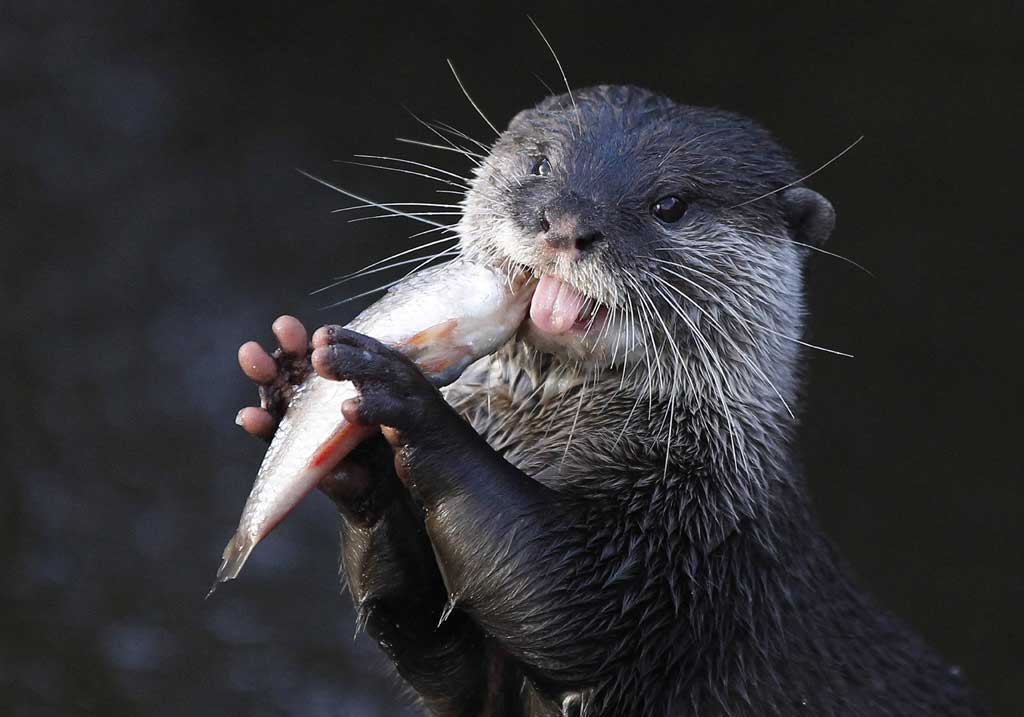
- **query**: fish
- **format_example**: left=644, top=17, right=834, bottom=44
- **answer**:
left=211, top=260, right=534, bottom=593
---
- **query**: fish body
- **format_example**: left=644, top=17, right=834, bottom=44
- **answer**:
left=213, top=260, right=532, bottom=589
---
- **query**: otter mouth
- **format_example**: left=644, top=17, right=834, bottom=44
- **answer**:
left=528, top=273, right=608, bottom=338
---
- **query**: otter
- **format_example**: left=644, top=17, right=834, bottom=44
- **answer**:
left=235, top=86, right=986, bottom=715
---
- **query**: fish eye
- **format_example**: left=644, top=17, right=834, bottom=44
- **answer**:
left=651, top=195, right=687, bottom=223
left=531, top=157, right=551, bottom=176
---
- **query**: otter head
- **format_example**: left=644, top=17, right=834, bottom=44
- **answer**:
left=459, top=85, right=834, bottom=406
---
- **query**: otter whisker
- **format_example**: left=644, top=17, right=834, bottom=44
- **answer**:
left=729, top=227, right=873, bottom=277
left=604, top=305, right=620, bottom=366
left=658, top=270, right=766, bottom=347
left=352, top=154, right=474, bottom=185
left=527, top=16, right=582, bottom=137
left=732, top=135, right=864, bottom=208
left=617, top=298, right=649, bottom=407
left=648, top=279, right=751, bottom=479
left=636, top=279, right=677, bottom=397
left=597, top=302, right=621, bottom=358
left=561, top=370, right=590, bottom=466
left=639, top=290, right=679, bottom=424
left=429, top=120, right=493, bottom=154
left=626, top=293, right=642, bottom=361
left=332, top=234, right=460, bottom=284
left=645, top=257, right=762, bottom=341
left=629, top=289, right=660, bottom=414
left=416, top=118, right=519, bottom=191
left=613, top=295, right=640, bottom=393
left=437, top=187, right=504, bottom=208
left=395, top=136, right=486, bottom=161
left=619, top=297, right=644, bottom=391
left=403, top=109, right=494, bottom=172
left=478, top=166, right=518, bottom=193
left=639, top=284, right=685, bottom=366
left=580, top=296, right=603, bottom=341
left=348, top=212, right=462, bottom=224
left=629, top=276, right=672, bottom=426
left=613, top=377, right=646, bottom=450
left=423, top=120, right=519, bottom=192
left=407, top=222, right=465, bottom=240
left=339, top=160, right=470, bottom=190
left=318, top=246, right=459, bottom=309
left=296, top=169, right=446, bottom=228
left=646, top=270, right=796, bottom=421
left=446, top=58, right=501, bottom=137
left=530, top=71, right=556, bottom=97
left=622, top=274, right=660, bottom=403
left=652, top=253, right=828, bottom=336
left=474, top=155, right=520, bottom=191
left=331, top=202, right=462, bottom=214
left=318, top=276, right=409, bottom=309
left=648, top=256, right=855, bottom=358
left=315, top=246, right=462, bottom=292
left=312, top=233, right=460, bottom=295
left=611, top=306, right=640, bottom=392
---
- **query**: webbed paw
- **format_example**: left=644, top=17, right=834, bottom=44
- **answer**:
left=310, top=327, right=447, bottom=435
left=236, top=315, right=310, bottom=441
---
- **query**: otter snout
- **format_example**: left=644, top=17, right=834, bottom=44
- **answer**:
left=539, top=207, right=604, bottom=257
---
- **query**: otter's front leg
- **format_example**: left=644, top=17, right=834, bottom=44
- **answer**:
left=237, top=317, right=520, bottom=716
left=321, top=438, right=521, bottom=717
left=312, top=328, right=617, bottom=693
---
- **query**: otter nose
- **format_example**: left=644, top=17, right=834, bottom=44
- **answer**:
left=540, top=211, right=604, bottom=254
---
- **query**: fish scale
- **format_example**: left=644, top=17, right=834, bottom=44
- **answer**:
left=211, top=260, right=534, bottom=592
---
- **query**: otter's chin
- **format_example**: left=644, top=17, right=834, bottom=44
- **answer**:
left=520, top=309, right=618, bottom=366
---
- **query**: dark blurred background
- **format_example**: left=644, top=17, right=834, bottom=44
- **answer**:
left=3, top=1, right=1021, bottom=714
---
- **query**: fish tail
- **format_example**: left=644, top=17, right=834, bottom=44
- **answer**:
left=206, top=531, right=256, bottom=598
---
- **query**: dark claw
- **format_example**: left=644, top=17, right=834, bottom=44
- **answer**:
left=320, top=327, right=394, bottom=355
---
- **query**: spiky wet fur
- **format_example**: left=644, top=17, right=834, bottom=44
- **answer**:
left=426, top=86, right=984, bottom=714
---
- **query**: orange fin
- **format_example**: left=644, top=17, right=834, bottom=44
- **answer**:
left=398, top=319, right=474, bottom=381
left=405, top=318, right=459, bottom=348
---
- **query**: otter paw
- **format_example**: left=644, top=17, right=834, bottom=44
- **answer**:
left=236, top=315, right=312, bottom=440
left=310, top=327, right=443, bottom=432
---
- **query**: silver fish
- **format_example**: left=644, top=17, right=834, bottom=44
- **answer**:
left=211, top=260, right=533, bottom=591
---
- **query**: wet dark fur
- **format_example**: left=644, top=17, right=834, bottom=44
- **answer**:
left=312, top=87, right=987, bottom=715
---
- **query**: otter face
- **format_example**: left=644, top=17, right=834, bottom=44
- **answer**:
left=459, top=86, right=833, bottom=394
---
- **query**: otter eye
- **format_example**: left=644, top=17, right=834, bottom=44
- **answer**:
left=531, top=157, right=551, bottom=176
left=652, top=195, right=687, bottom=223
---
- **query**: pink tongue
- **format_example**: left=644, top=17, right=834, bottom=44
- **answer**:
left=530, top=274, right=586, bottom=335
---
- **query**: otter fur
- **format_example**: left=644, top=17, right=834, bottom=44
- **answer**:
left=242, top=85, right=987, bottom=716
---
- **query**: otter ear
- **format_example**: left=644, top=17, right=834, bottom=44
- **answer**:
left=780, top=187, right=835, bottom=247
